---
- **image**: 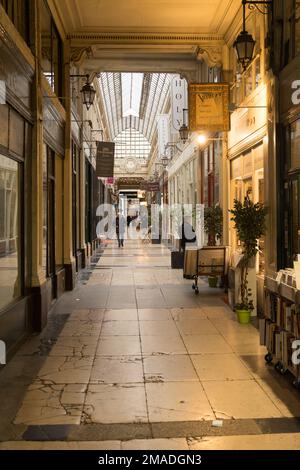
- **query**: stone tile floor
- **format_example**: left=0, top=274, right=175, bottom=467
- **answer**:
left=0, top=241, right=300, bottom=449
left=2, top=433, right=300, bottom=450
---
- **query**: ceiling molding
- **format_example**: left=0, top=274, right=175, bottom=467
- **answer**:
left=67, top=32, right=225, bottom=45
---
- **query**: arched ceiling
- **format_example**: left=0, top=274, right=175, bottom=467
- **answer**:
left=99, top=72, right=171, bottom=147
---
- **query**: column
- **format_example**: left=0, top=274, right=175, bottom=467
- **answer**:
left=63, top=41, right=76, bottom=289
left=29, top=0, right=48, bottom=330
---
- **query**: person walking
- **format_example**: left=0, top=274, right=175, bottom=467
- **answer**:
left=116, top=212, right=126, bottom=248
left=181, top=217, right=197, bottom=252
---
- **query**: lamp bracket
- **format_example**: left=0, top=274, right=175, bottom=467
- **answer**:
left=70, top=73, right=90, bottom=82
left=243, top=0, right=272, bottom=15
left=70, top=73, right=99, bottom=84
left=164, top=142, right=182, bottom=153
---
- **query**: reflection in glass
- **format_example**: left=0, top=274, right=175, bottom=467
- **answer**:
left=292, top=178, right=300, bottom=259
left=0, top=154, right=21, bottom=310
left=55, top=154, right=64, bottom=269
left=291, top=120, right=300, bottom=169
left=42, top=144, right=47, bottom=272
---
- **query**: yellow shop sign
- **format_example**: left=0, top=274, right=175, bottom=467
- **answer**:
left=188, top=83, right=230, bottom=132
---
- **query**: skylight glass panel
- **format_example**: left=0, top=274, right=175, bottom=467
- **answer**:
left=121, top=73, right=144, bottom=118
left=115, top=128, right=151, bottom=160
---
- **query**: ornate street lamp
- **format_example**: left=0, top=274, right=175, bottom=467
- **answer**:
left=179, top=109, right=189, bottom=143
left=80, top=79, right=96, bottom=110
left=234, top=1, right=272, bottom=70
left=70, top=74, right=96, bottom=110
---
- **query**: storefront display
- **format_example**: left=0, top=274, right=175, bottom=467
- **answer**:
left=0, top=154, right=21, bottom=311
left=283, top=118, right=300, bottom=267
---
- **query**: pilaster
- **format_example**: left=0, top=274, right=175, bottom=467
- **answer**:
left=64, top=41, right=76, bottom=289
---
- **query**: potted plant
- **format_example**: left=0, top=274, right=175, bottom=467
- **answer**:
left=230, top=196, right=267, bottom=324
left=204, top=204, right=223, bottom=287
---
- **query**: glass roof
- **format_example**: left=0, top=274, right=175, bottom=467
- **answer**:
left=121, top=73, right=144, bottom=118
left=99, top=72, right=171, bottom=160
left=115, top=128, right=151, bottom=160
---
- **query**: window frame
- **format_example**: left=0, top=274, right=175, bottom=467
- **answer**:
left=41, top=0, right=63, bottom=98
left=0, top=0, right=30, bottom=45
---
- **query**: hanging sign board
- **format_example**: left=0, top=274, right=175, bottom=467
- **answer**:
left=171, top=75, right=188, bottom=134
left=188, top=83, right=230, bottom=132
left=157, top=114, right=170, bottom=157
left=147, top=182, right=160, bottom=192
left=96, top=141, right=115, bottom=177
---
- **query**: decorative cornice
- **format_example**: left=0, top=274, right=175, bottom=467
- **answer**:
left=68, top=32, right=224, bottom=45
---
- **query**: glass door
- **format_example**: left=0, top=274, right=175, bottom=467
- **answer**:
left=43, top=145, right=57, bottom=301
left=47, top=148, right=56, bottom=300
left=291, top=175, right=300, bottom=261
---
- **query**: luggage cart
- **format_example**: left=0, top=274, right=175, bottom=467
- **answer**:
left=185, top=246, right=229, bottom=294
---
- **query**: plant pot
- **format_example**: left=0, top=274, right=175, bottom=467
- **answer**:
left=208, top=276, right=218, bottom=288
left=236, top=309, right=251, bottom=324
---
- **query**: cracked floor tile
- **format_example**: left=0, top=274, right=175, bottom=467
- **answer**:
left=14, top=382, right=87, bottom=425
left=202, top=380, right=283, bottom=419
left=68, top=309, right=105, bottom=322
left=60, top=321, right=102, bottom=337
left=49, top=336, right=98, bottom=357
left=37, top=356, right=94, bottom=384
left=96, top=336, right=141, bottom=356
left=141, top=335, right=186, bottom=355
left=143, top=355, right=199, bottom=382
left=84, top=384, right=148, bottom=424
left=90, top=356, right=144, bottom=384
left=146, top=382, right=215, bottom=422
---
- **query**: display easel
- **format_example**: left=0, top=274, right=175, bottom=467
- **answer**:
left=184, top=246, right=229, bottom=294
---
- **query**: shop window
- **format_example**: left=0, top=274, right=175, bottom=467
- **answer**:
left=202, top=147, right=209, bottom=205
left=290, top=120, right=300, bottom=169
left=208, top=67, right=221, bottom=83
left=42, top=144, right=47, bottom=272
left=244, top=68, right=253, bottom=98
left=294, top=0, right=300, bottom=56
left=256, top=170, right=265, bottom=273
left=0, top=154, right=22, bottom=310
left=42, top=145, right=56, bottom=280
left=42, top=145, right=63, bottom=282
left=0, top=0, right=30, bottom=44
left=255, top=57, right=261, bottom=87
left=291, top=177, right=300, bottom=258
left=55, top=154, right=63, bottom=270
left=284, top=119, right=300, bottom=266
left=72, top=141, right=80, bottom=256
left=41, top=0, right=63, bottom=97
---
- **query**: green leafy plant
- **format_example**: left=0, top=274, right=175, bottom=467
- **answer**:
left=204, top=204, right=223, bottom=247
left=230, top=196, right=267, bottom=311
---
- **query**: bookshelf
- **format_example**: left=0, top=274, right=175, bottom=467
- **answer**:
left=260, top=276, right=300, bottom=389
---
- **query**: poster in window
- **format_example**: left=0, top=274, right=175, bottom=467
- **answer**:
left=188, top=84, right=230, bottom=132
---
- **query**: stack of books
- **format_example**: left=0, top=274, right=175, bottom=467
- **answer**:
left=260, top=285, right=300, bottom=380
